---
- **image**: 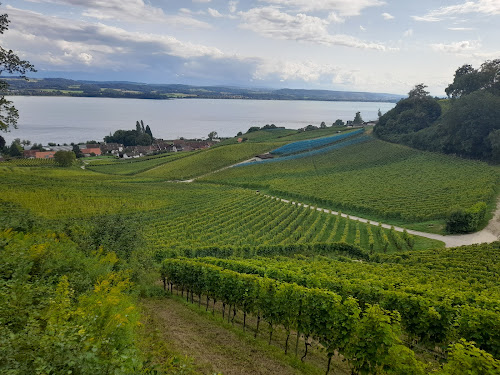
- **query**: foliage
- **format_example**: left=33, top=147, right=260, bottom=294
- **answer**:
left=446, top=202, right=487, bottom=233
left=353, top=111, right=363, bottom=125
left=138, top=142, right=280, bottom=180
left=204, top=136, right=499, bottom=225
left=374, top=60, right=500, bottom=162
left=0, top=7, right=36, bottom=132
left=188, top=241, right=500, bottom=355
left=104, top=122, right=153, bottom=146
left=439, top=339, right=500, bottom=375
left=0, top=229, right=143, bottom=374
left=161, top=258, right=426, bottom=372
left=445, top=60, right=500, bottom=98
left=54, top=150, right=76, bottom=167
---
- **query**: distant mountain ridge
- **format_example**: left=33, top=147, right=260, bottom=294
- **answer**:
left=3, top=77, right=403, bottom=102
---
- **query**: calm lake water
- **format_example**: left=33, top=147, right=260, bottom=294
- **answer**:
left=4, top=96, right=395, bottom=145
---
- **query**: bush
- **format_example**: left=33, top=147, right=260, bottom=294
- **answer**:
left=446, top=202, right=487, bottom=233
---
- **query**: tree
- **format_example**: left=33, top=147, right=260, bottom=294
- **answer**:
left=378, top=108, right=383, bottom=118
left=0, top=7, right=36, bottom=132
left=353, top=111, right=363, bottom=125
left=0, top=134, right=5, bottom=149
left=320, top=121, right=326, bottom=128
left=333, top=119, right=345, bottom=126
left=208, top=131, right=218, bottom=140
left=408, top=83, right=430, bottom=98
left=54, top=151, right=76, bottom=167
left=145, top=124, right=153, bottom=139
left=445, top=60, right=500, bottom=98
left=7, top=139, right=21, bottom=157
left=135, top=121, right=141, bottom=133
left=72, top=144, right=83, bottom=158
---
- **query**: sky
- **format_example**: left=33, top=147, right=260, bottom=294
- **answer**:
left=1, top=0, right=500, bottom=96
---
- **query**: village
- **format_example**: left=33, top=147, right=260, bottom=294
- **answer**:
left=0, top=138, right=220, bottom=161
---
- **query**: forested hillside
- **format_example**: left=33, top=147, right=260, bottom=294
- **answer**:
left=374, top=59, right=500, bottom=162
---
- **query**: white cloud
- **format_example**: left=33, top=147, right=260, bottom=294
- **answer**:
left=328, top=12, right=345, bottom=23
left=403, top=29, right=413, bottom=37
left=19, top=0, right=211, bottom=28
left=381, top=12, right=394, bottom=20
left=239, top=7, right=387, bottom=50
left=208, top=8, right=223, bottom=18
left=448, top=27, right=476, bottom=31
left=360, top=25, right=366, bottom=31
left=413, top=0, right=500, bottom=22
left=229, top=1, right=239, bottom=13
left=258, top=0, right=385, bottom=16
left=430, top=40, right=481, bottom=54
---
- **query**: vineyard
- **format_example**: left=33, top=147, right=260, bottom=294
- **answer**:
left=2, top=127, right=500, bottom=374
left=204, top=135, right=500, bottom=227
left=85, top=151, right=194, bottom=175
left=138, top=142, right=283, bottom=180
left=160, top=243, right=500, bottom=373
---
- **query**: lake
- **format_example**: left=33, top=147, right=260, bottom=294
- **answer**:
left=3, top=96, right=395, bottom=145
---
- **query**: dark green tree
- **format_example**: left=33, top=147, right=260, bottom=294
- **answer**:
left=333, top=119, right=345, bottom=126
left=208, top=131, right=218, bottom=140
left=7, top=139, right=21, bottom=157
left=72, top=144, right=83, bottom=158
left=0, top=7, right=36, bottom=132
left=408, top=83, right=430, bottom=98
left=140, top=120, right=145, bottom=133
left=320, top=121, right=326, bottom=128
left=54, top=150, right=76, bottom=167
left=145, top=124, right=153, bottom=139
left=135, top=121, right=141, bottom=133
left=0, top=134, right=4, bottom=149
left=353, top=111, right=363, bottom=125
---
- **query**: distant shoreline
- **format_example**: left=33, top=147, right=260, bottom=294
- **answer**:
left=5, top=93, right=399, bottom=103
left=2, top=77, right=403, bottom=103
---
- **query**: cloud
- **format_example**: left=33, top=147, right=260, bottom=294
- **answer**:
left=327, top=12, right=345, bottom=23
left=448, top=27, right=476, bottom=31
left=360, top=25, right=366, bottom=31
left=430, top=40, right=481, bottom=54
left=413, top=0, right=500, bottom=22
left=21, top=0, right=211, bottom=28
left=403, top=29, right=413, bottom=37
left=253, top=60, right=358, bottom=85
left=229, top=1, right=239, bottom=13
left=208, top=8, right=223, bottom=18
left=193, top=0, right=212, bottom=2
left=258, top=0, right=385, bottom=16
left=381, top=12, right=394, bottom=20
left=239, top=7, right=387, bottom=50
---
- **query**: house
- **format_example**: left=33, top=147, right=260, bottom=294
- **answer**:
left=35, top=151, right=56, bottom=159
left=101, top=143, right=123, bottom=154
left=23, top=150, right=38, bottom=159
left=80, top=148, right=102, bottom=157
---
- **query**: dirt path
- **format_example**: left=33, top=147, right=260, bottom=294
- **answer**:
left=264, top=194, right=500, bottom=248
left=170, top=156, right=500, bottom=247
left=141, top=297, right=316, bottom=375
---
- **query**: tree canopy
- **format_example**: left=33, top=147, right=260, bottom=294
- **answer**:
left=374, top=60, right=500, bottom=162
left=0, top=7, right=36, bottom=132
left=104, top=121, right=153, bottom=146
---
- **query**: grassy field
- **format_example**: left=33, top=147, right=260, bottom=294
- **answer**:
left=138, top=142, right=282, bottom=180
left=86, top=152, right=194, bottom=175
left=2, top=127, right=500, bottom=373
left=202, top=135, right=500, bottom=230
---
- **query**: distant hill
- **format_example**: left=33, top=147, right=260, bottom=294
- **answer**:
left=2, top=77, right=403, bottom=102
left=373, top=59, right=500, bottom=163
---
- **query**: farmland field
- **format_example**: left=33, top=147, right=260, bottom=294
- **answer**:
left=203, top=135, right=500, bottom=229
left=2, top=127, right=500, bottom=374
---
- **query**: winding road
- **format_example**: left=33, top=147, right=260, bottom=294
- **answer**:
left=173, top=157, right=500, bottom=248
left=263, top=194, right=500, bottom=248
